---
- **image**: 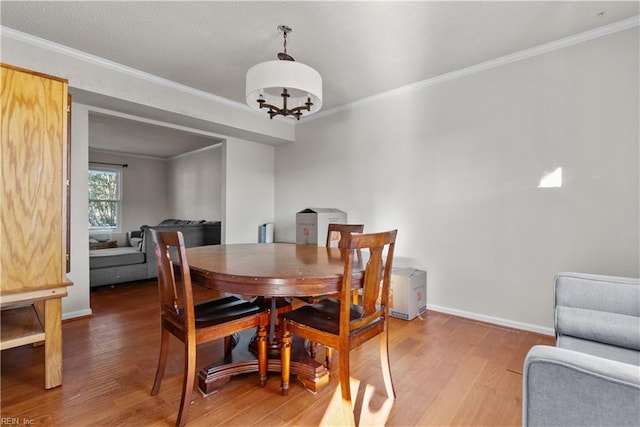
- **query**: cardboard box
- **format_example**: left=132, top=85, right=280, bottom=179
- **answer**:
left=388, top=268, right=427, bottom=320
left=296, top=208, right=347, bottom=246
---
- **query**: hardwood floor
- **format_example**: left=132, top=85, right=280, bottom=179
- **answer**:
left=1, top=281, right=554, bottom=426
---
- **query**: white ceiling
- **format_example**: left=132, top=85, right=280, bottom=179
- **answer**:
left=2, top=1, right=638, bottom=157
left=89, top=112, right=223, bottom=158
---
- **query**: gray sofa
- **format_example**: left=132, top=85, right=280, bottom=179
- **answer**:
left=522, top=272, right=640, bottom=426
left=89, top=219, right=221, bottom=288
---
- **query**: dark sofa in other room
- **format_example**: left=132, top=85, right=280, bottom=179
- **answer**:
left=89, top=219, right=221, bottom=288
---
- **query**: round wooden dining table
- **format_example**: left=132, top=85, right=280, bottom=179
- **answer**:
left=185, top=243, right=363, bottom=395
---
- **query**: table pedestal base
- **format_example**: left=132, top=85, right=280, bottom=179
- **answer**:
left=198, top=330, right=329, bottom=396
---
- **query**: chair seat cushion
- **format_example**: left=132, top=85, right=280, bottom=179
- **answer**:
left=282, top=299, right=379, bottom=335
left=194, top=296, right=263, bottom=328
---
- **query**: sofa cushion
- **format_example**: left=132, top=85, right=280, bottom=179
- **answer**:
left=555, top=273, right=640, bottom=355
left=89, top=247, right=145, bottom=269
left=555, top=273, right=640, bottom=317
left=556, top=306, right=640, bottom=352
left=557, top=336, right=640, bottom=366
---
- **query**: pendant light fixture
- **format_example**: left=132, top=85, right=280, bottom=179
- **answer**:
left=246, top=25, right=323, bottom=120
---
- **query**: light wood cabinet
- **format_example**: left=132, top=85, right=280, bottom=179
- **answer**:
left=0, top=63, right=73, bottom=389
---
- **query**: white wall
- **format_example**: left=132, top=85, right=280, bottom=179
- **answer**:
left=275, top=28, right=639, bottom=333
left=89, top=144, right=225, bottom=242
left=223, top=138, right=275, bottom=244
left=89, top=150, right=169, bottom=245
left=167, top=145, right=223, bottom=221
left=63, top=103, right=91, bottom=319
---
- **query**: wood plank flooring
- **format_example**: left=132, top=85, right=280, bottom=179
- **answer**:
left=1, top=280, right=554, bottom=426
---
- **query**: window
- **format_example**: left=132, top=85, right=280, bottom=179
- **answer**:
left=88, top=167, right=121, bottom=232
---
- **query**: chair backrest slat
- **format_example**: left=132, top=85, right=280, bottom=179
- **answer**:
left=360, top=245, right=384, bottom=314
left=151, top=229, right=195, bottom=328
left=326, top=223, right=364, bottom=248
left=340, top=230, right=397, bottom=331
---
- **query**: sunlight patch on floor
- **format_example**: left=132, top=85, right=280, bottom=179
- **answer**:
left=320, top=377, right=394, bottom=426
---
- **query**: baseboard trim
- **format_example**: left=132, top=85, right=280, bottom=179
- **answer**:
left=62, top=308, right=93, bottom=321
left=427, top=304, right=554, bottom=336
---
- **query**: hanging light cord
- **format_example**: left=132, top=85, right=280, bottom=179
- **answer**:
left=282, top=28, right=288, bottom=55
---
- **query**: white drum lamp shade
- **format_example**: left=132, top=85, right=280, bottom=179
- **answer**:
left=246, top=60, right=323, bottom=117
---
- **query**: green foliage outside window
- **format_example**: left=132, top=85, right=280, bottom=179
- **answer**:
left=89, top=169, right=120, bottom=230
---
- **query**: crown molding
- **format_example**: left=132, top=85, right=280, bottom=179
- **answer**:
left=3, top=15, right=638, bottom=125
left=307, top=15, right=640, bottom=122
left=89, top=141, right=222, bottom=161
left=168, top=143, right=223, bottom=161
left=89, top=147, right=167, bottom=161
left=87, top=106, right=226, bottom=140
left=1, top=25, right=253, bottom=113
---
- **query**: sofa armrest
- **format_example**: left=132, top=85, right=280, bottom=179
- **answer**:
left=523, top=345, right=640, bottom=426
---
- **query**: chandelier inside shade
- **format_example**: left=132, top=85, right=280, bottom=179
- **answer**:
left=245, top=25, right=323, bottom=120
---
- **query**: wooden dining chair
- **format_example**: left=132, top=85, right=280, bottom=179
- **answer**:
left=302, top=223, right=364, bottom=305
left=326, top=223, right=365, bottom=248
left=305, top=223, right=365, bottom=368
left=149, top=230, right=270, bottom=427
left=280, top=229, right=398, bottom=425
left=326, top=223, right=365, bottom=304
